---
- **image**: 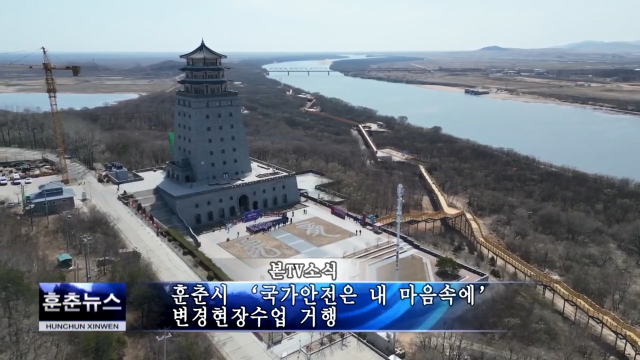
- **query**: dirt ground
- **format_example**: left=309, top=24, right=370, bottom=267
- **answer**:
left=359, top=55, right=640, bottom=112
left=0, top=74, right=176, bottom=94
left=376, top=254, right=430, bottom=281
left=282, top=217, right=354, bottom=246
left=219, top=233, right=300, bottom=260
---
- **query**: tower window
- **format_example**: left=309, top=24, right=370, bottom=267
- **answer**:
left=208, top=139, right=212, bottom=143
left=178, top=146, right=181, bottom=150
left=282, top=185, right=286, bottom=189
left=219, top=125, right=223, bottom=130
left=217, top=113, right=222, bottom=118
left=178, top=135, right=181, bottom=139
left=189, top=139, right=191, bottom=143
left=188, top=114, right=191, bottom=119
left=207, top=201, right=211, bottom=205
left=234, top=159, right=237, bottom=163
left=211, top=163, right=215, bottom=167
left=206, top=115, right=210, bottom=119
left=232, top=148, right=236, bottom=152
left=235, top=172, right=238, bottom=175
left=188, top=150, right=191, bottom=154
left=195, top=204, right=199, bottom=208
left=222, top=149, right=225, bottom=154
left=178, top=112, right=181, bottom=116
left=223, top=161, right=226, bottom=165
left=229, top=112, right=233, bottom=117
left=207, top=127, right=211, bottom=131
left=220, top=137, right=224, bottom=142
left=219, top=199, right=222, bottom=203
left=231, top=124, right=234, bottom=129
left=210, top=151, right=213, bottom=155
left=231, top=136, right=235, bottom=140
left=189, top=127, right=191, bottom=130
left=230, top=196, right=233, bottom=200
left=262, top=189, right=266, bottom=193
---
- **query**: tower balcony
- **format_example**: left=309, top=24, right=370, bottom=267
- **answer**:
left=179, top=66, right=228, bottom=72
left=178, top=79, right=228, bottom=86
left=176, top=90, right=238, bottom=98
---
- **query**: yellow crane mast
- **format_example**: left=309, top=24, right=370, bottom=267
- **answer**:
left=40, top=47, right=81, bottom=184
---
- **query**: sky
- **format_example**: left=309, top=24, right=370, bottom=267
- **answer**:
left=2, top=0, right=640, bottom=53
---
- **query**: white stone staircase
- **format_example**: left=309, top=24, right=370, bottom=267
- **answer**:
left=131, top=189, right=190, bottom=237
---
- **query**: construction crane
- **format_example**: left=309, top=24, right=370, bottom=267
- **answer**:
left=0, top=48, right=81, bottom=183
left=1, top=48, right=81, bottom=184
left=40, top=47, right=81, bottom=184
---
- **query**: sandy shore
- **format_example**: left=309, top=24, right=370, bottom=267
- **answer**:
left=415, top=84, right=640, bottom=116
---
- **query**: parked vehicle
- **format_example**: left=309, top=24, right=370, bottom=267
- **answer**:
left=5, top=202, right=16, bottom=208
left=12, top=173, right=21, bottom=185
left=0, top=176, right=7, bottom=186
left=25, top=177, right=32, bottom=184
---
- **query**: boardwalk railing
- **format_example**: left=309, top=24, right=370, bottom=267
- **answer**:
left=418, top=164, right=640, bottom=355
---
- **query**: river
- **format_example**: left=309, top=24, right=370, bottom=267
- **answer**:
left=264, top=58, right=640, bottom=180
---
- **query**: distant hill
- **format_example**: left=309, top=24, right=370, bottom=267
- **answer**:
left=479, top=46, right=510, bottom=51
left=553, top=40, right=640, bottom=53
left=145, top=60, right=183, bottom=71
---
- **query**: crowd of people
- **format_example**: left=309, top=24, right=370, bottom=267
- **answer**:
left=246, top=216, right=290, bottom=234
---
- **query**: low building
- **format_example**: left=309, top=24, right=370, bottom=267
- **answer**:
left=28, top=181, right=75, bottom=214
left=105, top=162, right=130, bottom=182
left=57, top=253, right=73, bottom=269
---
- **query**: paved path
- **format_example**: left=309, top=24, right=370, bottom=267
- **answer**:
left=0, top=146, right=281, bottom=360
left=79, top=170, right=277, bottom=360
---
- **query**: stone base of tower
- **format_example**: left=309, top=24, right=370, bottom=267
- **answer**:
left=157, top=159, right=300, bottom=229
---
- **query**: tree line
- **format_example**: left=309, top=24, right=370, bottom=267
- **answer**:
left=1, top=58, right=638, bottom=358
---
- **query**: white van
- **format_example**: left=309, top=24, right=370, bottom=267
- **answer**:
left=12, top=173, right=20, bottom=184
left=0, top=176, right=7, bottom=186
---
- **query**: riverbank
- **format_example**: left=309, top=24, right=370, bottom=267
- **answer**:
left=415, top=83, right=640, bottom=116
left=337, top=68, right=640, bottom=117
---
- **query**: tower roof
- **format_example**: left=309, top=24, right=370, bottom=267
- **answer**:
left=180, top=40, right=227, bottom=59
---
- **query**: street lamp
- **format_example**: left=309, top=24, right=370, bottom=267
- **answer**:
left=64, top=213, right=73, bottom=253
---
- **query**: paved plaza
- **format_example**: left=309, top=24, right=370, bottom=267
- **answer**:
left=197, top=198, right=483, bottom=283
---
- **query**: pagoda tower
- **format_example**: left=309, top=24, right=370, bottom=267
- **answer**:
left=166, top=40, right=252, bottom=185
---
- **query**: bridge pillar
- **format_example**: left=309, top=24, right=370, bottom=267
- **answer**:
left=327, top=72, right=330, bottom=76
left=307, top=72, right=310, bottom=76
left=562, top=300, right=566, bottom=315
left=599, top=323, right=604, bottom=338
left=287, top=72, right=290, bottom=76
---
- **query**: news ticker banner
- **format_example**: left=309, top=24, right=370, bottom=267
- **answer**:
left=39, top=281, right=522, bottom=332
